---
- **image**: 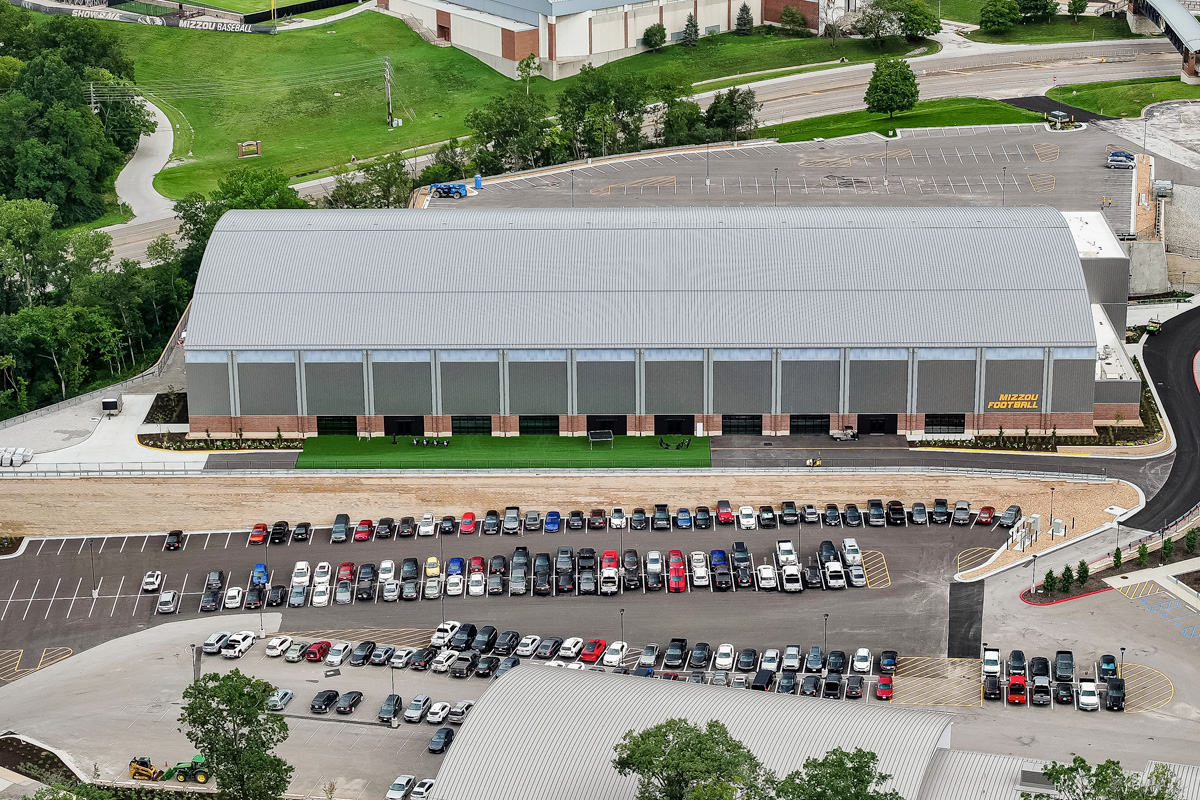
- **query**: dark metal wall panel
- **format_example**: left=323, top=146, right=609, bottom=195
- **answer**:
left=373, top=362, right=432, bottom=415
left=848, top=361, right=908, bottom=413
left=916, top=360, right=976, bottom=413
left=1080, top=256, right=1130, bottom=329
left=1094, top=379, right=1142, bottom=405
left=645, top=361, right=703, bottom=414
left=1051, top=360, right=1097, bottom=412
left=238, top=362, right=298, bottom=415
left=510, top=361, right=567, bottom=414
left=188, top=363, right=231, bottom=416
left=713, top=361, right=771, bottom=414
left=305, top=362, right=365, bottom=416
left=780, top=361, right=839, bottom=413
left=577, top=361, right=635, bottom=414
left=983, top=359, right=1044, bottom=413
left=441, top=362, right=500, bottom=415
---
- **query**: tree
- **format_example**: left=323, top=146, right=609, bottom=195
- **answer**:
left=682, top=13, right=700, bottom=46
left=643, top=23, right=668, bottom=51
left=822, top=0, right=844, bottom=44
left=417, top=138, right=470, bottom=186
left=179, top=669, right=294, bottom=800
left=1186, top=528, right=1197, bottom=554
left=1112, top=547, right=1122, bottom=570
left=855, top=2, right=898, bottom=46
left=705, top=87, right=760, bottom=140
left=36, top=14, right=134, bottom=80
left=1136, top=542, right=1148, bottom=567
left=1162, top=533, right=1174, bottom=561
left=359, top=152, right=413, bottom=207
left=898, top=0, right=941, bottom=38
left=1042, top=569, right=1057, bottom=593
left=661, top=100, right=711, bottom=146
left=612, top=718, right=771, bottom=800
left=1066, top=0, right=1086, bottom=19
left=516, top=52, right=542, bottom=94
left=1075, top=559, right=1089, bottom=586
left=467, top=90, right=553, bottom=173
left=863, top=57, right=919, bottom=119
left=1020, top=756, right=1182, bottom=800
left=557, top=64, right=649, bottom=159
left=1059, top=563, right=1074, bottom=588
left=0, top=197, right=64, bottom=311
left=979, top=0, right=1020, bottom=31
left=1017, top=0, right=1053, bottom=22
left=779, top=5, right=809, bottom=35
left=775, top=748, right=903, bottom=800
left=736, top=2, right=755, bottom=34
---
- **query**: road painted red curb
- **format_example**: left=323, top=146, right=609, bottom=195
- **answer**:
left=1020, top=586, right=1113, bottom=606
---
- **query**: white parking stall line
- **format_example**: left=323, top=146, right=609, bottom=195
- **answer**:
left=141, top=535, right=150, bottom=553
left=947, top=176, right=957, bottom=194
left=954, top=147, right=963, bottom=164
left=97, top=536, right=108, bottom=554
left=131, top=581, right=144, bottom=616
left=65, top=576, right=84, bottom=618
left=22, top=579, right=40, bottom=621
left=58, top=539, right=67, bottom=556
left=245, top=531, right=251, bottom=548
left=43, top=578, right=62, bottom=619
left=36, top=539, right=46, bottom=556
left=105, top=576, right=119, bottom=616
left=1, top=579, right=19, bottom=621
left=224, top=532, right=232, bottom=549
left=182, top=533, right=191, bottom=551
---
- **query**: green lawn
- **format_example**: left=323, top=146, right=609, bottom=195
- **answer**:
left=931, top=0, right=983, bottom=23
left=758, top=98, right=1043, bottom=141
left=296, top=435, right=712, bottom=469
left=102, top=12, right=936, bottom=198
left=1048, top=76, right=1200, bottom=117
left=966, top=14, right=1151, bottom=42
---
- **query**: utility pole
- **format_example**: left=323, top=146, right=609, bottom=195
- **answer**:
left=384, top=57, right=393, bottom=127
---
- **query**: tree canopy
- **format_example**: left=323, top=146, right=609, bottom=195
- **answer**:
left=613, top=718, right=772, bottom=800
left=179, top=668, right=294, bottom=800
left=1021, top=757, right=1181, bottom=800
left=863, top=57, right=919, bottom=118
left=775, top=748, right=903, bottom=800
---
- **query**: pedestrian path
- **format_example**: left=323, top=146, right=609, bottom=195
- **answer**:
left=1104, top=555, right=1200, bottom=610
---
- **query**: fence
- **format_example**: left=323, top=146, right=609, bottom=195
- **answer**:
left=243, top=0, right=355, bottom=23
left=0, top=462, right=1114, bottom=479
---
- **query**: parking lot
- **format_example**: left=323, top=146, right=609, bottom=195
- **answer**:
left=433, top=125, right=1140, bottom=235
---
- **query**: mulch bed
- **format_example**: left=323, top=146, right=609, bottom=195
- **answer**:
left=1179, top=570, right=1200, bottom=593
left=1021, top=543, right=1200, bottom=604
left=143, top=392, right=189, bottom=425
left=0, top=736, right=77, bottom=783
left=0, top=537, right=23, bottom=556
left=137, top=432, right=303, bottom=451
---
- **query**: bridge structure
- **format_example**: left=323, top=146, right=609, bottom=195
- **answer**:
left=1132, top=0, right=1200, bottom=82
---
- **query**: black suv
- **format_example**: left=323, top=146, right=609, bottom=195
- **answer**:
left=493, top=630, right=520, bottom=656
left=694, top=506, right=712, bottom=529
left=205, top=570, right=225, bottom=591
left=823, top=504, right=841, bottom=526
left=652, top=504, right=671, bottom=530
left=1008, top=650, right=1027, bottom=677
left=983, top=674, right=1002, bottom=700
left=401, top=558, right=420, bottom=581
left=482, top=510, right=500, bottom=535
left=886, top=501, right=906, bottom=525
left=663, top=638, right=688, bottom=669
left=471, top=626, right=498, bottom=653
left=374, top=517, right=394, bottom=539
left=269, top=521, right=289, bottom=543
left=931, top=499, right=950, bottom=524
left=578, top=548, right=597, bottom=571
left=623, top=549, right=641, bottom=589
left=630, top=508, right=648, bottom=530
left=758, top=506, right=777, bottom=529
left=397, top=517, right=417, bottom=537
left=780, top=501, right=799, bottom=525
left=818, top=540, right=837, bottom=563
left=292, top=522, right=311, bottom=541
left=732, top=542, right=751, bottom=570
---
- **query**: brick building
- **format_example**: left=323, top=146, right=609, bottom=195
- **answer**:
left=184, top=206, right=1140, bottom=441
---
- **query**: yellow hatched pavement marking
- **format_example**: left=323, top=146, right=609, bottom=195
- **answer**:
left=860, top=551, right=891, bottom=588
left=957, top=547, right=994, bottom=573
left=589, top=176, right=676, bottom=196
left=1115, top=580, right=1161, bottom=599
left=1120, top=663, right=1173, bottom=713
left=282, top=628, right=433, bottom=649
left=0, top=650, right=26, bottom=681
left=1028, top=174, right=1056, bottom=192
left=1032, top=143, right=1060, bottom=162
left=892, top=656, right=982, bottom=707
left=36, top=647, right=72, bottom=670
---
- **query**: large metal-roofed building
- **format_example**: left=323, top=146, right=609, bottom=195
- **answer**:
left=431, top=666, right=954, bottom=800
left=184, top=206, right=1139, bottom=440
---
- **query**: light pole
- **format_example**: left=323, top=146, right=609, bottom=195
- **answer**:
left=982, top=640, right=988, bottom=660
left=259, top=551, right=269, bottom=638
left=570, top=170, right=575, bottom=208
left=1183, top=270, right=1187, bottom=297
left=88, top=537, right=98, bottom=599
left=1030, top=553, right=1038, bottom=596
left=619, top=607, right=625, bottom=647
left=1001, top=165, right=1007, bottom=206
left=883, top=139, right=888, bottom=188
left=773, top=167, right=778, bottom=207
left=438, top=529, right=446, bottom=623
left=1049, top=487, right=1055, bottom=535
left=822, top=612, right=829, bottom=655
left=705, top=142, right=710, bottom=186
left=1119, top=646, right=1125, bottom=678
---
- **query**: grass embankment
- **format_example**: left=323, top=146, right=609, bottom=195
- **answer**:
left=758, top=97, right=1043, bottom=141
left=966, top=13, right=1150, bottom=42
left=296, top=435, right=712, bottom=469
left=102, top=12, right=937, bottom=198
left=1048, top=76, right=1200, bottom=117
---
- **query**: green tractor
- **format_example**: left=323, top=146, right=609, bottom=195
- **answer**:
left=162, top=755, right=210, bottom=784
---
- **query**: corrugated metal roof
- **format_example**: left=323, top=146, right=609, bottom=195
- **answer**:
left=917, top=749, right=1049, bottom=800
left=188, top=207, right=1097, bottom=351
left=1142, top=0, right=1200, bottom=51
left=1148, top=762, right=1200, bottom=799
left=431, top=667, right=952, bottom=800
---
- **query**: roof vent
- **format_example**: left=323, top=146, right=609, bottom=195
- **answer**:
left=1018, top=766, right=1054, bottom=792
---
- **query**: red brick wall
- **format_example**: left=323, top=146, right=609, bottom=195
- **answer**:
left=762, top=414, right=788, bottom=434
left=976, top=412, right=1094, bottom=436
left=491, top=415, right=518, bottom=436
left=697, top=414, right=722, bottom=436
left=358, top=415, right=384, bottom=436
left=1093, top=403, right=1141, bottom=425
left=516, top=28, right=539, bottom=60
left=190, top=416, right=235, bottom=437
left=376, top=0, right=388, bottom=9
left=762, top=0, right=818, bottom=25
left=425, top=415, right=451, bottom=436
left=559, top=415, right=587, bottom=436
left=831, top=414, right=857, bottom=434
left=626, top=415, right=655, bottom=436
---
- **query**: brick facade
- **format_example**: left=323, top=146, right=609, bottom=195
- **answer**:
left=491, top=415, right=519, bottom=436
left=762, top=414, right=789, bottom=435
left=425, top=415, right=452, bottom=436
left=975, top=412, right=1095, bottom=436
left=558, top=415, right=588, bottom=436
left=831, top=413, right=857, bottom=434
left=697, top=415, right=722, bottom=436
left=761, top=0, right=818, bottom=26
left=1093, top=403, right=1141, bottom=426
left=626, top=415, right=656, bottom=436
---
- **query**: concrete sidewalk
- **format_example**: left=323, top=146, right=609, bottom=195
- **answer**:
left=104, top=101, right=175, bottom=227
left=1104, top=554, right=1200, bottom=610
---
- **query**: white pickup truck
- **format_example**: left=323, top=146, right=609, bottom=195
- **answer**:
left=775, top=540, right=798, bottom=567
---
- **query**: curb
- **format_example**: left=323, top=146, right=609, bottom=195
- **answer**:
left=1019, top=585, right=1113, bottom=605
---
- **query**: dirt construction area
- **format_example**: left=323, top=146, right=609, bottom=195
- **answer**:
left=0, top=473, right=1138, bottom=538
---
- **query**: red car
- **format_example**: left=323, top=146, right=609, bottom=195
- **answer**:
left=337, top=562, right=356, bottom=582
left=1007, top=674, right=1027, bottom=704
left=353, top=520, right=373, bottom=541
left=716, top=501, right=735, bottom=525
left=580, top=639, right=607, bottom=663
left=875, top=674, right=893, bottom=700
left=304, top=641, right=331, bottom=662
left=601, top=550, right=619, bottom=570
left=668, top=550, right=687, bottom=593
left=249, top=523, right=268, bottom=545
left=460, top=512, right=477, bottom=534
left=469, top=556, right=486, bottom=574
left=976, top=506, right=995, bottom=526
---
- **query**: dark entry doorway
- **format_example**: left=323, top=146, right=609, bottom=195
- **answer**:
left=384, top=416, right=424, bottom=437
left=722, top=415, right=763, bottom=436
left=654, top=415, right=694, bottom=436
left=790, top=414, right=831, bottom=434
left=586, top=415, right=628, bottom=436
left=859, top=414, right=898, bottom=435
left=316, top=416, right=357, bottom=436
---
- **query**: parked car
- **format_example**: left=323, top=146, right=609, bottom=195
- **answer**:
left=999, top=505, right=1022, bottom=528
left=1007, top=675, right=1027, bottom=704
left=886, top=500, right=906, bottom=525
left=272, top=521, right=293, bottom=543
left=1077, top=679, right=1100, bottom=711
left=267, top=689, right=294, bottom=711
left=875, top=674, right=893, bottom=700
left=156, top=590, right=180, bottom=614
left=335, top=691, right=364, bottom=714
left=737, top=506, right=757, bottom=530
left=310, top=689, right=339, bottom=714
left=977, top=506, right=995, bottom=526
left=952, top=501, right=972, bottom=525
left=910, top=503, right=928, bottom=525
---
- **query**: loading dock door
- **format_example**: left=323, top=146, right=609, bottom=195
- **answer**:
left=586, top=415, right=628, bottom=436
left=722, top=415, right=763, bottom=436
left=859, top=414, right=898, bottom=435
left=654, top=415, right=694, bottom=436
left=384, top=416, right=424, bottom=437
left=790, top=414, right=831, bottom=434
left=316, top=416, right=357, bottom=436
